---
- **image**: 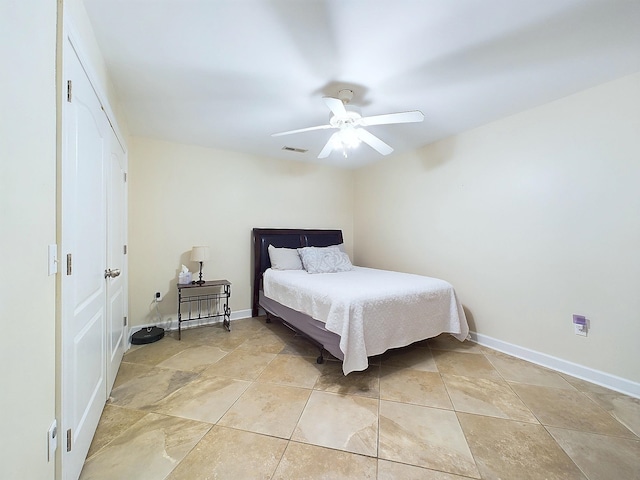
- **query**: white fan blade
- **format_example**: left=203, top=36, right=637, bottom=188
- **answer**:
left=356, top=128, right=394, bottom=155
left=272, top=124, right=333, bottom=137
left=318, top=132, right=341, bottom=158
left=359, top=110, right=424, bottom=127
left=323, top=96, right=347, bottom=117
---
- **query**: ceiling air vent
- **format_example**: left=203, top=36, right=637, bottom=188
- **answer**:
left=282, top=146, right=308, bottom=153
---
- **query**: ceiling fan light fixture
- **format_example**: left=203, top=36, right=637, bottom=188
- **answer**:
left=330, top=126, right=361, bottom=151
left=341, top=127, right=362, bottom=148
left=272, top=90, right=424, bottom=159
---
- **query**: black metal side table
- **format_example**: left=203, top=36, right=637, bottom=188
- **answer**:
left=176, top=280, right=231, bottom=339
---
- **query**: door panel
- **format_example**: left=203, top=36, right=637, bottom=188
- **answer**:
left=61, top=39, right=108, bottom=480
left=106, top=135, right=127, bottom=391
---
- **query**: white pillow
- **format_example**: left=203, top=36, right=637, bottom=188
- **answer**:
left=268, top=245, right=304, bottom=270
left=297, top=246, right=354, bottom=274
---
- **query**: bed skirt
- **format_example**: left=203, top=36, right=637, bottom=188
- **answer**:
left=259, top=291, right=344, bottom=361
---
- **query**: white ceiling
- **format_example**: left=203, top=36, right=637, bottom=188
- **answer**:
left=83, top=0, right=640, bottom=168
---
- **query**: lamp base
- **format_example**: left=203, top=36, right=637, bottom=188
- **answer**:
left=196, top=262, right=205, bottom=284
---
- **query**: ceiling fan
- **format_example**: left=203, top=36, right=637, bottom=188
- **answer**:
left=272, top=89, right=424, bottom=158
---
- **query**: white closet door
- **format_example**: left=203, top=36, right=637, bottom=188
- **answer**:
left=61, top=38, right=108, bottom=480
left=106, top=128, right=127, bottom=392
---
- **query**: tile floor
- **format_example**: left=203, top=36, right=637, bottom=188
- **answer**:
left=80, top=317, right=640, bottom=480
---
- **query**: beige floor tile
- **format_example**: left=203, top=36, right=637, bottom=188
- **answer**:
left=442, top=374, right=537, bottom=422
left=203, top=328, right=259, bottom=349
left=175, top=323, right=255, bottom=349
left=86, top=405, right=147, bottom=458
left=559, top=373, right=619, bottom=395
left=586, top=391, right=640, bottom=437
left=165, top=426, right=287, bottom=480
left=470, top=347, right=516, bottom=360
left=380, top=367, right=452, bottom=409
left=292, top=391, right=378, bottom=456
left=263, top=317, right=298, bottom=336
left=199, top=348, right=276, bottom=380
left=235, top=329, right=288, bottom=354
left=156, top=344, right=228, bottom=372
left=86, top=317, right=637, bottom=480
left=547, top=427, right=640, bottom=480
left=379, top=400, right=479, bottom=478
left=427, top=334, right=485, bottom=354
left=122, top=336, right=191, bottom=366
left=218, top=382, right=311, bottom=438
left=256, top=354, right=323, bottom=388
left=280, top=333, right=325, bottom=357
left=432, top=350, right=501, bottom=380
left=377, top=459, right=471, bottom=479
left=169, top=322, right=231, bottom=343
left=511, top=383, right=637, bottom=438
left=151, top=375, right=250, bottom=423
left=314, top=362, right=380, bottom=398
left=108, top=367, right=199, bottom=410
left=229, top=317, right=270, bottom=332
left=457, top=413, right=585, bottom=480
left=380, top=345, right=438, bottom=371
left=486, top=354, right=575, bottom=389
left=111, top=362, right=153, bottom=390
left=79, top=413, right=210, bottom=480
left=273, top=441, right=377, bottom=479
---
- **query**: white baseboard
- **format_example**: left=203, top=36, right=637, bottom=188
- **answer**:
left=125, top=316, right=638, bottom=398
left=470, top=331, right=639, bottom=399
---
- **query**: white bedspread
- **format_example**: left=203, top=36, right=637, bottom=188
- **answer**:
left=263, top=266, right=469, bottom=374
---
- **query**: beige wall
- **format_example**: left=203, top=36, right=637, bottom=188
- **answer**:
left=0, top=1, right=57, bottom=478
left=354, top=73, right=640, bottom=384
left=128, top=137, right=354, bottom=329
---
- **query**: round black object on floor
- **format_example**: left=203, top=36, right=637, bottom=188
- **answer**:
left=131, top=326, right=165, bottom=345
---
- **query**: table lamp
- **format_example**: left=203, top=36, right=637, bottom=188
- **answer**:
left=190, top=246, right=210, bottom=285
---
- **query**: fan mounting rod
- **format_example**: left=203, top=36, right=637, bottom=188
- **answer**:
left=337, top=89, right=354, bottom=104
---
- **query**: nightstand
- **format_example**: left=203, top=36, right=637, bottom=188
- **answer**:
left=176, top=280, right=231, bottom=339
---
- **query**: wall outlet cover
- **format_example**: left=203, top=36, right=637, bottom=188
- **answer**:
left=572, top=314, right=586, bottom=325
left=574, top=323, right=587, bottom=336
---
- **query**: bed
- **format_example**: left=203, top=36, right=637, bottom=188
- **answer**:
left=252, top=228, right=469, bottom=374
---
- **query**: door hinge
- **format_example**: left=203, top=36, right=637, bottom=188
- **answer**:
left=66, top=254, right=72, bottom=275
left=66, top=429, right=72, bottom=452
left=123, top=172, right=127, bottom=183
left=123, top=245, right=127, bottom=255
left=123, top=316, right=127, bottom=326
left=67, top=80, right=72, bottom=102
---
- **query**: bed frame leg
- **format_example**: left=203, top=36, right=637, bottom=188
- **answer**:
left=265, top=313, right=272, bottom=324
left=317, top=349, right=324, bottom=364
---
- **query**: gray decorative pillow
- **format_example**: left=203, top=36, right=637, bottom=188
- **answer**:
left=268, top=245, right=303, bottom=270
left=297, top=246, right=354, bottom=274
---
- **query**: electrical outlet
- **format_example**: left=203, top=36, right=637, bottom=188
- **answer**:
left=572, top=314, right=587, bottom=336
left=155, top=291, right=163, bottom=302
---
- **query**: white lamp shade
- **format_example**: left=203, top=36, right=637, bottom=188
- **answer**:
left=190, top=246, right=210, bottom=262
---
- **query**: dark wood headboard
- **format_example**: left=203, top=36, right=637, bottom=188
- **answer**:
left=252, top=228, right=344, bottom=316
